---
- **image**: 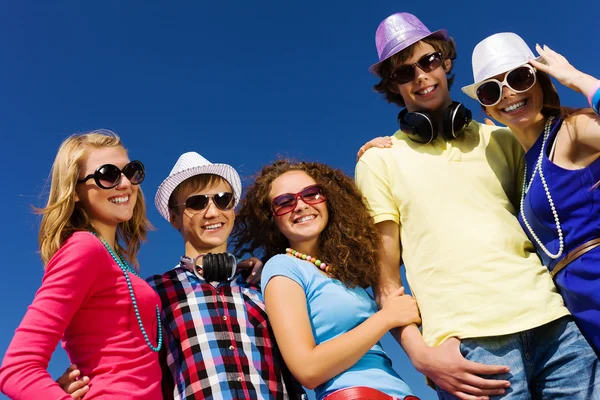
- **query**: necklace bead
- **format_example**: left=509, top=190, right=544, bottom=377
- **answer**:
left=285, top=248, right=332, bottom=273
left=519, top=117, right=564, bottom=260
left=91, top=232, right=163, bottom=352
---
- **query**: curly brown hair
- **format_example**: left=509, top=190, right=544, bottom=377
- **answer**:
left=374, top=37, right=457, bottom=108
left=232, top=160, right=381, bottom=288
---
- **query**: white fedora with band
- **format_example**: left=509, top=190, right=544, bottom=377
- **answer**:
left=462, top=32, right=544, bottom=99
left=155, top=152, right=242, bottom=221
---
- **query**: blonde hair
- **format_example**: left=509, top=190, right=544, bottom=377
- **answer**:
left=37, top=129, right=151, bottom=268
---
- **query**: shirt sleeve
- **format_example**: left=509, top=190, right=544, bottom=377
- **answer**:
left=261, top=255, right=308, bottom=292
left=355, top=150, right=400, bottom=225
left=0, top=232, right=106, bottom=400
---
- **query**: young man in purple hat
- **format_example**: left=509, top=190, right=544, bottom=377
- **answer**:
left=355, top=12, right=600, bottom=400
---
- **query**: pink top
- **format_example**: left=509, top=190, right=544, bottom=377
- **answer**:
left=0, top=231, right=163, bottom=399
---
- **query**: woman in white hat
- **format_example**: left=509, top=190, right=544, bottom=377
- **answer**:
left=462, top=32, right=600, bottom=355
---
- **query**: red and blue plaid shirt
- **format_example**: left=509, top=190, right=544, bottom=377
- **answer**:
left=147, top=263, right=305, bottom=400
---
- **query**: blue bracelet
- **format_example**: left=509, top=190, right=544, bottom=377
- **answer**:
left=592, top=87, right=600, bottom=115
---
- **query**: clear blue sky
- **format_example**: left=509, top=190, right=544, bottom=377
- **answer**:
left=0, top=1, right=596, bottom=399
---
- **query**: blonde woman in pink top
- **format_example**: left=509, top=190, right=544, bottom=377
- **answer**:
left=0, top=130, right=163, bottom=399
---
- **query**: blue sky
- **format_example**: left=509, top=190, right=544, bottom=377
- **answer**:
left=0, top=1, right=596, bottom=399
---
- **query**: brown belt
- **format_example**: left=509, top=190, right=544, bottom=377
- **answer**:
left=323, top=386, right=420, bottom=400
left=551, top=238, right=600, bottom=278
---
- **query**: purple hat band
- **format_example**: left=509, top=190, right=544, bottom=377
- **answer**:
left=369, top=13, right=449, bottom=77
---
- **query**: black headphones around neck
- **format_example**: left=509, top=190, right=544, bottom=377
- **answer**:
left=180, top=253, right=239, bottom=282
left=397, top=101, right=472, bottom=144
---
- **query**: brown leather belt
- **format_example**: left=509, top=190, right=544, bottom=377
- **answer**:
left=323, top=386, right=420, bottom=400
left=551, top=238, right=600, bottom=278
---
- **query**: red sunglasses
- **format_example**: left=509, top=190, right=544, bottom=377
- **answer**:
left=271, top=184, right=327, bottom=216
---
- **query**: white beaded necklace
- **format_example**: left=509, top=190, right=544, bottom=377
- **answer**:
left=519, top=116, right=564, bottom=260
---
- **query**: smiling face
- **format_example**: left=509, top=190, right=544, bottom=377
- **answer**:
left=75, top=146, right=138, bottom=235
left=171, top=177, right=234, bottom=254
left=269, top=170, right=328, bottom=254
left=484, top=70, right=545, bottom=131
left=394, top=42, right=453, bottom=113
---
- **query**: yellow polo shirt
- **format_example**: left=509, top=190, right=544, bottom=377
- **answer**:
left=355, top=121, right=569, bottom=347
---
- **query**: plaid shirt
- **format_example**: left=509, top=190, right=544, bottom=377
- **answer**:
left=147, top=263, right=305, bottom=400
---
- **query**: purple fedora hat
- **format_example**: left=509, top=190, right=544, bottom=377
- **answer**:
left=369, top=13, right=449, bottom=77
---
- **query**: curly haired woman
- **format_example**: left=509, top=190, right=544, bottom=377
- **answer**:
left=0, top=130, right=162, bottom=399
left=233, top=160, right=420, bottom=400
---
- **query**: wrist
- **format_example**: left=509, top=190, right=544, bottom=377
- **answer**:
left=375, top=309, right=395, bottom=331
left=410, top=345, right=433, bottom=373
left=587, top=80, right=600, bottom=114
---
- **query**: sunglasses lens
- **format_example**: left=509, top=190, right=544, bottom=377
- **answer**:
left=391, top=66, right=414, bottom=84
left=476, top=81, right=501, bottom=106
left=420, top=53, right=442, bottom=72
left=186, top=195, right=209, bottom=211
left=391, top=53, right=442, bottom=84
left=214, top=192, right=234, bottom=210
left=123, top=161, right=145, bottom=185
left=507, top=66, right=535, bottom=92
left=272, top=194, right=296, bottom=216
left=96, top=164, right=121, bottom=188
left=301, top=185, right=325, bottom=204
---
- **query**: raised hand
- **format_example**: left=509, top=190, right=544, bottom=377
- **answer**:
left=530, top=44, right=594, bottom=94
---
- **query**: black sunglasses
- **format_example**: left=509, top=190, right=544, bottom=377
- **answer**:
left=390, top=52, right=443, bottom=84
left=174, top=192, right=235, bottom=213
left=271, top=184, right=326, bottom=216
left=77, top=160, right=145, bottom=189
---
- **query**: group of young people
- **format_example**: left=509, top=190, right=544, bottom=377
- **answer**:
left=0, top=10, right=599, bottom=400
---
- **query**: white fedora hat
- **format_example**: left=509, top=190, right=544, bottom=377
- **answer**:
left=462, top=32, right=544, bottom=99
left=155, top=152, right=242, bottom=221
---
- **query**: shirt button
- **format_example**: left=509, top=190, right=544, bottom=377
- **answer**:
left=237, top=376, right=243, bottom=382
left=222, top=316, right=228, bottom=321
left=228, top=345, right=235, bottom=351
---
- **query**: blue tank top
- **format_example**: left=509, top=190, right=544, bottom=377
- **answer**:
left=519, top=117, right=600, bottom=354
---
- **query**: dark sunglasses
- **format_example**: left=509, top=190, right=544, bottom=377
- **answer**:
left=476, top=65, right=536, bottom=106
left=390, top=52, right=443, bottom=84
left=174, top=192, right=235, bottom=213
left=271, top=184, right=326, bottom=216
left=77, top=160, right=145, bottom=189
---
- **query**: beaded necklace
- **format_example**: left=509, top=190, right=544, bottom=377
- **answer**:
left=519, top=116, right=564, bottom=260
left=91, top=232, right=163, bottom=352
left=285, top=248, right=332, bottom=273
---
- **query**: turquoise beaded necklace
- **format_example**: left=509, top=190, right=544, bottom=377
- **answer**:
left=91, top=232, right=163, bottom=352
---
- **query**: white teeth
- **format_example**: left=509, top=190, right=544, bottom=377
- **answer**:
left=205, top=223, right=223, bottom=230
left=109, top=195, right=129, bottom=204
left=295, top=215, right=315, bottom=223
left=417, top=86, right=435, bottom=95
left=503, top=100, right=526, bottom=112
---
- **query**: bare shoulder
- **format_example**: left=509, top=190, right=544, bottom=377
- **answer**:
left=563, top=110, right=600, bottom=140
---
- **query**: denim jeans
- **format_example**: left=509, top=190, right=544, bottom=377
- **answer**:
left=436, top=316, right=600, bottom=399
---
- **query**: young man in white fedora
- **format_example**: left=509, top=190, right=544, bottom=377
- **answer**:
left=355, top=12, right=600, bottom=400
left=148, top=152, right=305, bottom=400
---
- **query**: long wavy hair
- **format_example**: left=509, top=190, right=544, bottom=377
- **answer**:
left=233, top=160, right=381, bottom=288
left=37, top=130, right=151, bottom=268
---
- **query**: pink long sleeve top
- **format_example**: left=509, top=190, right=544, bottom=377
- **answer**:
left=0, top=231, right=163, bottom=399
